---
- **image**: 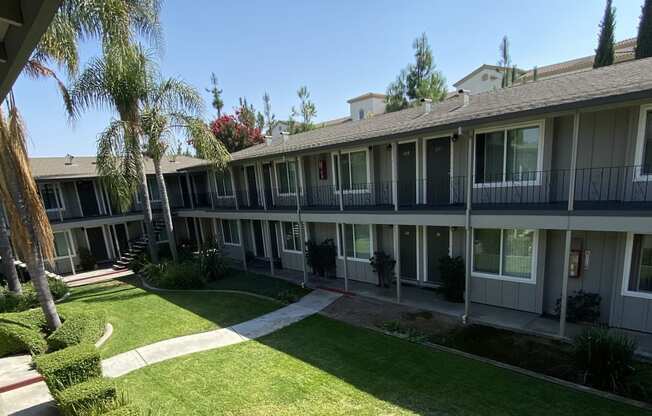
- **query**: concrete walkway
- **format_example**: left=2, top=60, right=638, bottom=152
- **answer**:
left=103, top=288, right=340, bottom=377
left=63, top=268, right=134, bottom=287
left=1, top=289, right=340, bottom=415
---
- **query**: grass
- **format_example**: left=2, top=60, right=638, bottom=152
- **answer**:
left=205, top=269, right=311, bottom=302
left=58, top=277, right=281, bottom=358
left=118, top=315, right=649, bottom=415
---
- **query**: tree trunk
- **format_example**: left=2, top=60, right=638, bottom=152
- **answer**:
left=137, top=152, right=159, bottom=264
left=154, top=159, right=178, bottom=262
left=0, top=202, right=21, bottom=294
left=7, top=175, right=60, bottom=329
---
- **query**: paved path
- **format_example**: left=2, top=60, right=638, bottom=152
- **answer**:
left=1, top=289, right=340, bottom=415
left=102, top=288, right=341, bottom=377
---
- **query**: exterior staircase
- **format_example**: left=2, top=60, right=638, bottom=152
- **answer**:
left=112, top=220, right=166, bottom=271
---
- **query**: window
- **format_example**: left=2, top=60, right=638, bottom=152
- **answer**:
left=475, top=124, right=541, bottom=184
left=215, top=171, right=233, bottom=197
left=39, top=183, right=64, bottom=211
left=626, top=234, right=652, bottom=294
left=338, top=224, right=371, bottom=260
left=282, top=222, right=302, bottom=252
left=53, top=231, right=73, bottom=258
left=333, top=150, right=368, bottom=191
left=275, top=161, right=298, bottom=195
left=358, top=109, right=365, bottom=120
left=636, top=106, right=652, bottom=177
left=221, top=220, right=240, bottom=245
left=473, top=228, right=536, bottom=282
left=147, top=177, right=160, bottom=201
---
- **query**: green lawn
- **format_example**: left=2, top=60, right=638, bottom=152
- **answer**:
left=58, top=277, right=281, bottom=358
left=118, top=315, right=648, bottom=416
left=205, top=269, right=311, bottom=301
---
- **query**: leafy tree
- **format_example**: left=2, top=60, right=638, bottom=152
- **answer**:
left=636, top=0, right=652, bottom=59
left=289, top=86, right=317, bottom=133
left=594, top=0, right=616, bottom=68
left=262, top=92, right=277, bottom=136
left=385, top=33, right=446, bottom=112
left=210, top=114, right=264, bottom=153
left=206, top=73, right=224, bottom=116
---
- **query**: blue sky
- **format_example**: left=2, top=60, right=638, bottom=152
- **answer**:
left=14, top=0, right=645, bottom=157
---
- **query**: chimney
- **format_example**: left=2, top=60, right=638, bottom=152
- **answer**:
left=420, top=98, right=432, bottom=114
left=281, top=131, right=290, bottom=143
left=64, top=154, right=74, bottom=165
left=458, top=89, right=470, bottom=107
left=265, top=135, right=273, bottom=145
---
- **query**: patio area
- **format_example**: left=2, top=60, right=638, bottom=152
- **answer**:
left=245, top=262, right=652, bottom=358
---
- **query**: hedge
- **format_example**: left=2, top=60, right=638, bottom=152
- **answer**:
left=55, top=377, right=117, bottom=416
left=104, top=404, right=143, bottom=416
left=0, top=322, right=47, bottom=357
left=34, top=343, right=101, bottom=392
left=0, top=308, right=47, bottom=331
left=47, top=311, right=107, bottom=351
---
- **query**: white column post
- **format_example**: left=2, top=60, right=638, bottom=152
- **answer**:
left=340, top=223, right=349, bottom=292
left=258, top=162, right=268, bottom=210
left=464, top=128, right=473, bottom=323
left=559, top=111, right=581, bottom=337
left=264, top=220, right=275, bottom=276
left=337, top=150, right=344, bottom=211
left=393, top=223, right=401, bottom=303
left=392, top=142, right=398, bottom=211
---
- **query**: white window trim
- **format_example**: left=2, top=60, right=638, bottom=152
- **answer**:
left=330, top=148, right=371, bottom=195
left=472, top=120, right=545, bottom=188
left=39, top=182, right=66, bottom=213
left=336, top=223, right=373, bottom=262
left=53, top=230, right=76, bottom=260
left=273, top=159, right=303, bottom=197
left=634, top=104, right=652, bottom=182
left=214, top=171, right=235, bottom=199
left=220, top=219, right=240, bottom=246
left=281, top=221, right=303, bottom=253
left=471, top=228, right=538, bottom=285
left=621, top=233, right=652, bottom=299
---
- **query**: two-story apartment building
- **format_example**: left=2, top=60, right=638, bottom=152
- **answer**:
left=172, top=57, right=652, bottom=338
left=29, top=155, right=212, bottom=275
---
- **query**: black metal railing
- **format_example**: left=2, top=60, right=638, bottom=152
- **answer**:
left=471, top=169, right=570, bottom=209
left=235, top=187, right=263, bottom=209
left=574, top=165, right=652, bottom=208
left=396, top=176, right=467, bottom=209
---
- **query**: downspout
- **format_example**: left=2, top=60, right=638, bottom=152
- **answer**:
left=463, top=127, right=472, bottom=324
left=559, top=110, right=580, bottom=338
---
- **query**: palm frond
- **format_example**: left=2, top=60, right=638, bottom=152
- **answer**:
left=174, top=114, right=230, bottom=171
left=151, top=78, right=204, bottom=115
left=23, top=60, right=74, bottom=117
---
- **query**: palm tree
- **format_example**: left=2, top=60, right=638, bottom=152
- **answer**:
left=0, top=201, right=21, bottom=294
left=72, top=44, right=160, bottom=262
left=0, top=0, right=162, bottom=329
left=139, top=78, right=229, bottom=261
left=0, top=99, right=60, bottom=328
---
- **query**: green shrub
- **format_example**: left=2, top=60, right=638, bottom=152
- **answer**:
left=438, top=256, right=465, bottom=303
left=573, top=327, right=637, bottom=393
left=48, top=277, right=70, bottom=300
left=198, top=245, right=228, bottom=282
left=369, top=251, right=396, bottom=288
left=306, top=239, right=337, bottom=277
left=35, top=343, right=102, bottom=392
left=0, top=278, right=68, bottom=313
left=556, top=290, right=602, bottom=323
left=129, top=253, right=148, bottom=274
left=103, top=404, right=142, bottom=416
left=0, top=308, right=47, bottom=330
left=56, top=378, right=117, bottom=416
left=146, top=260, right=204, bottom=289
left=47, top=312, right=107, bottom=351
left=78, top=247, right=97, bottom=272
left=0, top=322, right=47, bottom=357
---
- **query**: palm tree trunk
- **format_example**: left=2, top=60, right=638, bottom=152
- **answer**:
left=136, top=151, right=159, bottom=264
left=154, top=159, right=177, bottom=262
left=7, top=175, right=60, bottom=329
left=0, top=202, right=21, bottom=294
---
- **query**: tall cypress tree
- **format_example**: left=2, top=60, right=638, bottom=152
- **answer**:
left=594, top=0, right=616, bottom=68
left=636, top=0, right=652, bottom=59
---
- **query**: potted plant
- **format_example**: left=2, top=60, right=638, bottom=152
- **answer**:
left=369, top=251, right=395, bottom=288
left=438, top=255, right=465, bottom=302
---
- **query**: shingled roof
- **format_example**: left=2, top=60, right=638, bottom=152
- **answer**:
left=231, top=56, right=652, bottom=162
left=30, top=155, right=210, bottom=180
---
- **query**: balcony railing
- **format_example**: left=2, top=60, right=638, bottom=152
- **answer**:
left=180, top=165, right=652, bottom=213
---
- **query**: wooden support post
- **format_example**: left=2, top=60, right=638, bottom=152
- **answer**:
left=237, top=219, right=247, bottom=272
left=393, top=224, right=401, bottom=303
left=340, top=223, right=349, bottom=292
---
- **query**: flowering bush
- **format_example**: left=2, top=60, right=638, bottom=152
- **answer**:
left=209, top=112, right=263, bottom=153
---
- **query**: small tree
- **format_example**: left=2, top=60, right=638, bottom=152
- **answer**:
left=385, top=33, right=446, bottom=112
left=209, top=114, right=263, bottom=153
left=594, top=0, right=616, bottom=68
left=206, top=73, right=224, bottom=116
left=498, top=36, right=512, bottom=88
left=636, top=0, right=652, bottom=59
left=289, top=86, right=317, bottom=133
left=262, top=92, right=276, bottom=136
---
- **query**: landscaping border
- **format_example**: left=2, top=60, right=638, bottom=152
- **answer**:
left=95, top=323, right=113, bottom=348
left=349, top=317, right=652, bottom=411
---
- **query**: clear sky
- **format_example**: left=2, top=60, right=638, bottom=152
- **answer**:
left=13, top=0, right=645, bottom=157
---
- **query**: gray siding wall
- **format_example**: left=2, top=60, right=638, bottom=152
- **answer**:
left=470, top=230, right=547, bottom=314
left=543, top=231, right=619, bottom=322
